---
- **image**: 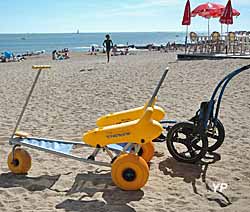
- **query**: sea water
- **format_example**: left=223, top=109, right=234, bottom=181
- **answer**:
left=0, top=32, right=186, bottom=54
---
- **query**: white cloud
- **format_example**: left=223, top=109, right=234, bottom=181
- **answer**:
left=102, top=1, right=168, bottom=17
left=117, top=0, right=181, bottom=12
left=143, top=0, right=182, bottom=6
left=102, top=0, right=249, bottom=18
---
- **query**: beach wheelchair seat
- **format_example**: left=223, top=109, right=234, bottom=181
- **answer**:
left=83, top=107, right=163, bottom=148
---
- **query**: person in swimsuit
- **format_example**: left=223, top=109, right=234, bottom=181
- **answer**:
left=103, top=34, right=113, bottom=63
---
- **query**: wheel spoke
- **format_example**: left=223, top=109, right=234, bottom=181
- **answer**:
left=186, top=144, right=197, bottom=158
left=207, top=132, right=219, bottom=140
left=174, top=137, right=188, bottom=145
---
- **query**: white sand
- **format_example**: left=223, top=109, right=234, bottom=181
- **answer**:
left=0, top=51, right=249, bottom=211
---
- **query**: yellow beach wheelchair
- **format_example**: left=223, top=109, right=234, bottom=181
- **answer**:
left=7, top=65, right=168, bottom=191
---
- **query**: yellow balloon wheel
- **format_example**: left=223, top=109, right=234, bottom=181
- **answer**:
left=138, top=141, right=155, bottom=163
left=111, top=154, right=149, bottom=190
left=8, top=148, right=32, bottom=174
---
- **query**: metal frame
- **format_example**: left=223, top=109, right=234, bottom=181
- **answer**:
left=10, top=137, right=111, bottom=167
left=200, top=64, right=250, bottom=130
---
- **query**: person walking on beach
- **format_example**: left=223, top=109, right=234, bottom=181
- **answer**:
left=103, top=34, right=113, bottom=63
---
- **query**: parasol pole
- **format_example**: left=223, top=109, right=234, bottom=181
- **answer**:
left=185, top=25, right=188, bottom=54
left=208, top=18, right=210, bottom=37
left=221, top=24, right=223, bottom=35
left=225, top=24, right=229, bottom=54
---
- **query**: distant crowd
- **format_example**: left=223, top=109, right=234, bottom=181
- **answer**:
left=1, top=34, right=181, bottom=64
left=0, top=50, right=45, bottom=63
left=52, top=48, right=70, bottom=60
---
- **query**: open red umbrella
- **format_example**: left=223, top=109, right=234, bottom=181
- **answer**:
left=182, top=0, right=191, bottom=53
left=192, top=2, right=224, bottom=18
left=191, top=2, right=240, bottom=36
left=192, top=2, right=225, bottom=36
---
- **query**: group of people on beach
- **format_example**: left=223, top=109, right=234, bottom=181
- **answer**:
left=1, top=50, right=46, bottom=63
left=52, top=48, right=70, bottom=60
left=0, top=51, right=25, bottom=63
left=50, top=34, right=114, bottom=63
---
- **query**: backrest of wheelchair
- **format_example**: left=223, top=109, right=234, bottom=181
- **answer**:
left=198, top=100, right=215, bottom=129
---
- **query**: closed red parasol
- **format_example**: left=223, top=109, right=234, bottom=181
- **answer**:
left=182, top=0, right=191, bottom=54
left=219, top=0, right=240, bottom=54
left=182, top=0, right=191, bottom=25
left=220, top=0, right=240, bottom=24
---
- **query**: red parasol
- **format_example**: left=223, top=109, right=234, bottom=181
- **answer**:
left=191, top=2, right=225, bottom=36
left=182, top=0, right=191, bottom=25
left=192, top=2, right=240, bottom=19
left=191, top=2, right=224, bottom=18
left=191, top=2, right=240, bottom=36
left=220, top=0, right=240, bottom=24
left=182, top=0, right=191, bottom=54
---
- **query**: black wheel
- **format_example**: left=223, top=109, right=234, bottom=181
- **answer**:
left=192, top=119, right=225, bottom=152
left=166, top=122, right=208, bottom=163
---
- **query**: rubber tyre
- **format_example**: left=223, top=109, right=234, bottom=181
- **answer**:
left=207, top=119, right=225, bottom=152
left=191, top=119, right=225, bottom=152
left=111, top=154, right=149, bottom=190
left=138, top=141, right=155, bottom=163
left=8, top=148, right=32, bottom=174
left=166, top=122, right=208, bottom=163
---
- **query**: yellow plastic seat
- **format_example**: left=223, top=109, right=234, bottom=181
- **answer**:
left=83, top=107, right=163, bottom=147
left=96, top=98, right=165, bottom=127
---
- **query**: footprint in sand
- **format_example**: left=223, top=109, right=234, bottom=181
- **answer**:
left=79, top=68, right=94, bottom=72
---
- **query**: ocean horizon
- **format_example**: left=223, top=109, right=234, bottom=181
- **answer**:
left=0, top=32, right=197, bottom=55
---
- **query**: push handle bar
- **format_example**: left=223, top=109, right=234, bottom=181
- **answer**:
left=32, top=65, right=51, bottom=70
left=146, top=67, right=169, bottom=108
left=10, top=65, right=51, bottom=139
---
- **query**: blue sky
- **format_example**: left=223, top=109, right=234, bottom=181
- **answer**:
left=0, top=0, right=249, bottom=33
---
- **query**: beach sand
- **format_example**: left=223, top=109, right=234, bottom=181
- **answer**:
left=0, top=51, right=249, bottom=211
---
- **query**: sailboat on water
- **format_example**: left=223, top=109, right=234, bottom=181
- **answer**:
left=76, top=29, right=80, bottom=34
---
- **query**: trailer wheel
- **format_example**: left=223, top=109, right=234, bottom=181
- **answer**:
left=138, top=141, right=155, bottom=163
left=8, top=148, right=32, bottom=174
left=192, top=119, right=225, bottom=152
left=167, top=122, right=208, bottom=163
left=111, top=154, right=149, bottom=190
